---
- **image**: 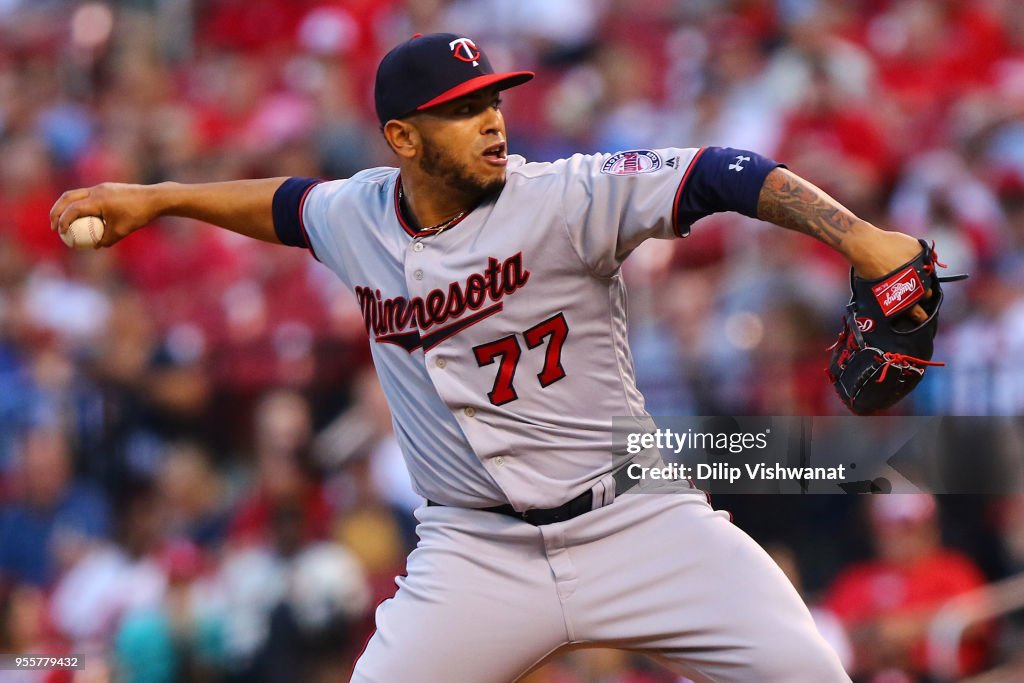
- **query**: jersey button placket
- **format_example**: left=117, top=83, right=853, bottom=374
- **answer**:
left=405, top=239, right=430, bottom=301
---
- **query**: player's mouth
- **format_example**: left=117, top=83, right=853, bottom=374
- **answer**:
left=482, top=142, right=507, bottom=167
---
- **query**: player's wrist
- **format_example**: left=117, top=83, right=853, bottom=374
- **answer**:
left=846, top=227, right=922, bottom=280
left=840, top=221, right=883, bottom=270
left=149, top=181, right=184, bottom=219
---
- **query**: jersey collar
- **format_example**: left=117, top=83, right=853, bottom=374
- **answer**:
left=393, top=177, right=473, bottom=239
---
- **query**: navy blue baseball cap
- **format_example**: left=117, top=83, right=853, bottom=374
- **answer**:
left=374, top=33, right=534, bottom=126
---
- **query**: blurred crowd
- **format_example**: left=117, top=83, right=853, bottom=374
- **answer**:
left=2, top=0, right=1024, bottom=681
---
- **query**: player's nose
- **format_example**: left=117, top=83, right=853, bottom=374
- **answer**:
left=479, top=106, right=503, bottom=136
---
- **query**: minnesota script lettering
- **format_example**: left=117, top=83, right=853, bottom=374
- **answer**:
left=354, top=252, right=530, bottom=352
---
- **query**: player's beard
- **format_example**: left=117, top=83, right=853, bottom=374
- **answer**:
left=419, top=138, right=505, bottom=203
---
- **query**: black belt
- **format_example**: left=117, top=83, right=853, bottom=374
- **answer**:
left=427, top=462, right=639, bottom=526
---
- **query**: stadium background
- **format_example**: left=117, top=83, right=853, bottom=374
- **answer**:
left=1, top=0, right=1024, bottom=680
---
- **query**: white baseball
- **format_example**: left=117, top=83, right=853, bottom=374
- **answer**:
left=61, top=216, right=105, bottom=250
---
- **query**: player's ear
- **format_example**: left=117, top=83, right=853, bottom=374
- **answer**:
left=383, top=119, right=420, bottom=159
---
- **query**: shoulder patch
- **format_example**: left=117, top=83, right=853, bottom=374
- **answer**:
left=601, top=150, right=662, bottom=176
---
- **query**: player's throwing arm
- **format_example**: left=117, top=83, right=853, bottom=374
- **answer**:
left=49, top=178, right=290, bottom=247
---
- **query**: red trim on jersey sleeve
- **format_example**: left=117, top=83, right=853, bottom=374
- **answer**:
left=672, top=147, right=706, bottom=238
left=297, top=181, right=321, bottom=261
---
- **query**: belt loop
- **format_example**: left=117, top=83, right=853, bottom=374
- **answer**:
left=593, top=458, right=637, bottom=509
left=589, top=474, right=611, bottom=510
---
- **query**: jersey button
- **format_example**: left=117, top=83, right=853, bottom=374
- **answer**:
left=414, top=269, right=424, bottom=280
left=435, top=358, right=446, bottom=369
left=494, top=456, right=505, bottom=467
left=413, top=242, right=425, bottom=252
left=463, top=406, right=476, bottom=418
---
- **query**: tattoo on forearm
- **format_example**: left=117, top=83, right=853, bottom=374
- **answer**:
left=756, top=168, right=858, bottom=247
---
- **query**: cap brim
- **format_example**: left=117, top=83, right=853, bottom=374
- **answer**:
left=416, top=71, right=534, bottom=112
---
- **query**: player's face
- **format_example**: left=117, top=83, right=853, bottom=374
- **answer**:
left=412, top=88, right=508, bottom=199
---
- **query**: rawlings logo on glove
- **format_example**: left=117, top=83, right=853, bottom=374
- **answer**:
left=873, top=267, right=923, bottom=316
left=827, top=239, right=968, bottom=415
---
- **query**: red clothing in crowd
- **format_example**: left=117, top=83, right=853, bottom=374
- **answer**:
left=0, top=187, right=65, bottom=262
left=228, top=484, right=333, bottom=546
left=825, top=550, right=988, bottom=675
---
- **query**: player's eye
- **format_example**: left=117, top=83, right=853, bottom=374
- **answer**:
left=449, top=95, right=498, bottom=117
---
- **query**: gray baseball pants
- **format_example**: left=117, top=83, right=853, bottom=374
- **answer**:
left=351, top=490, right=849, bottom=682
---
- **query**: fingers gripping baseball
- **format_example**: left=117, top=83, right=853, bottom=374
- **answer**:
left=50, top=183, right=159, bottom=248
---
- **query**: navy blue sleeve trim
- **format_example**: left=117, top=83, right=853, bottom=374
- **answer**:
left=671, top=148, right=706, bottom=237
left=273, top=177, right=321, bottom=250
left=674, top=147, right=783, bottom=232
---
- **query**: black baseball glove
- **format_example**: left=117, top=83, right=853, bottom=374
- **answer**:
left=827, top=239, right=968, bottom=415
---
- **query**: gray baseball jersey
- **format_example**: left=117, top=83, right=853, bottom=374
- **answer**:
left=272, top=146, right=851, bottom=683
left=273, top=146, right=779, bottom=511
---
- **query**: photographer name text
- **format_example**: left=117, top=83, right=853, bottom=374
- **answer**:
left=626, top=462, right=847, bottom=483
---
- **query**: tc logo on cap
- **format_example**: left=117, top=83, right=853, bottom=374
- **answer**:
left=449, top=37, right=480, bottom=67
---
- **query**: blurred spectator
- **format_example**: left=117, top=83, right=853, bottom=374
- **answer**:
left=825, top=494, right=990, bottom=680
left=775, top=65, right=891, bottom=218
left=157, top=441, right=232, bottom=549
left=0, top=136, right=62, bottom=262
left=0, top=584, right=68, bottom=683
left=888, top=150, right=1004, bottom=266
left=0, top=428, right=110, bottom=587
left=692, top=11, right=784, bottom=153
left=48, top=480, right=171, bottom=653
left=928, top=271, right=1024, bottom=415
left=314, top=368, right=417, bottom=516
left=314, top=368, right=419, bottom=645
left=228, top=390, right=332, bottom=546
left=216, top=512, right=369, bottom=681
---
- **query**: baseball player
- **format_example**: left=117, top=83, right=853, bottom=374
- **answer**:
left=51, top=33, right=931, bottom=683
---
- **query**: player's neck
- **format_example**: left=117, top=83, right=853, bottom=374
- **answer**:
left=399, top=172, right=476, bottom=230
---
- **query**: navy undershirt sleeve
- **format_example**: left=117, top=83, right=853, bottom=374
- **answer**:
left=676, top=147, right=783, bottom=231
left=272, top=177, right=321, bottom=248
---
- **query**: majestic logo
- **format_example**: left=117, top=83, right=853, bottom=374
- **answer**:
left=872, top=266, right=923, bottom=317
left=855, top=316, right=875, bottom=333
left=355, top=253, right=530, bottom=353
left=601, top=150, right=662, bottom=176
left=728, top=155, right=750, bottom=172
left=449, top=37, right=481, bottom=67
